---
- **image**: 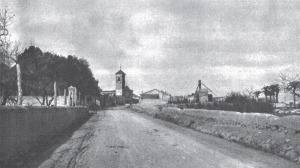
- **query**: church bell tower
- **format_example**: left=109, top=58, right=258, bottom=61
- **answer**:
left=115, top=66, right=126, bottom=96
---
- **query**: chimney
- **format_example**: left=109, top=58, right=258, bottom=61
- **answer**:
left=198, top=80, right=201, bottom=89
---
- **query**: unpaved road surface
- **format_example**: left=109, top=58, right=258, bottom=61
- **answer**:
left=35, top=107, right=299, bottom=168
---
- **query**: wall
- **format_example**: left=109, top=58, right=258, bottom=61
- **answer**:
left=141, top=94, right=160, bottom=99
left=100, top=94, right=116, bottom=107
left=8, top=96, right=97, bottom=107
left=4, top=96, right=67, bottom=106
left=116, top=96, right=125, bottom=105
left=0, top=106, right=89, bottom=159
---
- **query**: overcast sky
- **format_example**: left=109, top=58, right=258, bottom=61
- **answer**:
left=1, top=0, right=300, bottom=96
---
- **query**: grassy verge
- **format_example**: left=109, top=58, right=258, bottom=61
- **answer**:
left=129, top=104, right=300, bottom=164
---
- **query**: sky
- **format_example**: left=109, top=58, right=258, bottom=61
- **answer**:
left=1, top=0, right=300, bottom=97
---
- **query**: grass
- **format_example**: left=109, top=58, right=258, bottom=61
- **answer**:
left=130, top=103, right=300, bottom=163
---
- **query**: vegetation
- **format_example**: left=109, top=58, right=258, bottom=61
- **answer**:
left=184, top=92, right=273, bottom=113
left=0, top=7, right=100, bottom=106
left=280, top=72, right=300, bottom=107
left=0, top=8, right=23, bottom=105
left=224, top=92, right=273, bottom=113
left=19, top=46, right=100, bottom=106
left=169, top=91, right=274, bottom=113
left=261, top=84, right=280, bottom=103
left=0, top=63, right=16, bottom=105
left=1, top=45, right=101, bottom=106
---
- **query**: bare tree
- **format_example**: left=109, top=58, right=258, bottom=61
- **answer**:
left=245, top=87, right=254, bottom=99
left=0, top=8, right=14, bottom=47
left=280, top=72, right=300, bottom=107
left=253, top=91, right=261, bottom=101
left=0, top=9, right=11, bottom=36
left=0, top=8, right=23, bottom=105
left=54, top=80, right=57, bottom=106
left=11, top=43, right=23, bottom=105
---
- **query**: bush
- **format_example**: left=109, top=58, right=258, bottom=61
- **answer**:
left=185, top=92, right=273, bottom=113
left=157, top=105, right=163, bottom=111
left=178, top=104, right=184, bottom=110
left=169, top=92, right=274, bottom=114
left=88, top=104, right=99, bottom=111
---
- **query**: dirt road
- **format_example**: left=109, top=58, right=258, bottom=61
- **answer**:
left=35, top=107, right=299, bottom=168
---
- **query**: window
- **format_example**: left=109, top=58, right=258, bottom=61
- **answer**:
left=117, top=77, right=121, bottom=81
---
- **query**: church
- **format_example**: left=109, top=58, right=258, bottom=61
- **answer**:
left=115, top=67, right=133, bottom=104
left=100, top=67, right=133, bottom=107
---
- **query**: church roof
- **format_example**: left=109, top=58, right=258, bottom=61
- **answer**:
left=116, top=69, right=126, bottom=75
left=142, top=89, right=171, bottom=96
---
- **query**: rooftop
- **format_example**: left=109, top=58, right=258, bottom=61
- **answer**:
left=116, top=69, right=126, bottom=75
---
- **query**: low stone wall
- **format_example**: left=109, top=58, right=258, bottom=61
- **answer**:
left=0, top=106, right=89, bottom=159
left=130, top=104, right=300, bottom=163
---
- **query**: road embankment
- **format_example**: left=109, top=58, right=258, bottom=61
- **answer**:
left=0, top=106, right=90, bottom=162
left=130, top=104, right=300, bottom=163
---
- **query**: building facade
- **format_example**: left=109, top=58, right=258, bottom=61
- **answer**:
left=141, top=89, right=171, bottom=101
left=116, top=69, right=126, bottom=96
left=115, top=68, right=133, bottom=104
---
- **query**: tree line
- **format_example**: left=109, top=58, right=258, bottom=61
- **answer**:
left=1, top=46, right=101, bottom=106
left=0, top=8, right=100, bottom=106
left=250, top=84, right=280, bottom=103
left=168, top=73, right=300, bottom=113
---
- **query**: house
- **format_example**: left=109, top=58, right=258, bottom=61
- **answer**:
left=132, top=93, right=140, bottom=104
left=187, top=94, right=195, bottom=103
left=141, top=89, right=171, bottom=100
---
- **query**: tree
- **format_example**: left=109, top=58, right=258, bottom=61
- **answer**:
left=262, top=86, right=270, bottom=102
left=280, top=72, right=300, bottom=107
left=253, top=91, right=261, bottom=101
left=0, top=63, right=16, bottom=105
left=0, top=8, right=13, bottom=45
left=269, top=84, right=280, bottom=103
left=0, top=8, right=23, bottom=105
left=268, top=85, right=275, bottom=103
left=19, top=46, right=53, bottom=106
left=19, top=47, right=100, bottom=106
left=245, top=87, right=254, bottom=99
left=10, top=43, right=23, bottom=105
left=225, top=92, right=248, bottom=103
left=286, top=81, right=300, bottom=107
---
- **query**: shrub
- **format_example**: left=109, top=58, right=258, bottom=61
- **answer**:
left=185, top=92, right=273, bottom=113
left=88, top=104, right=99, bottom=111
left=178, top=104, right=184, bottom=110
left=157, top=105, right=163, bottom=111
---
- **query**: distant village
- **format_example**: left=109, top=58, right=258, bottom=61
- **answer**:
left=2, top=62, right=298, bottom=114
left=100, top=68, right=224, bottom=108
